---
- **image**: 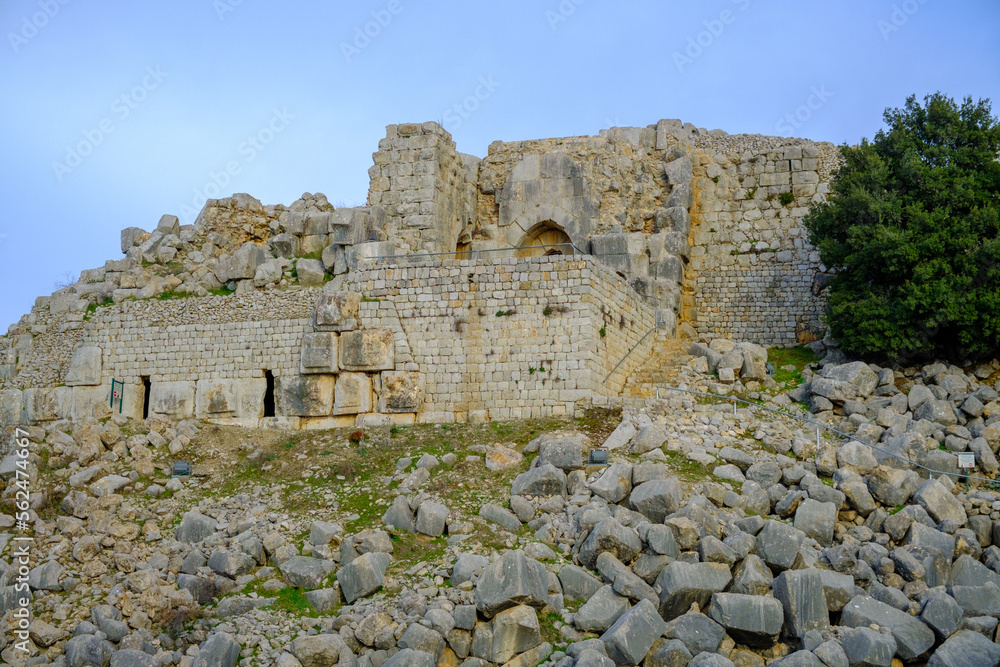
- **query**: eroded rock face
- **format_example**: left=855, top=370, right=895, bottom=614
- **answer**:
left=378, top=371, right=423, bottom=413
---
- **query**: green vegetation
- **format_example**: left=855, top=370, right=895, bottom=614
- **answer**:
left=779, top=191, right=795, bottom=206
left=361, top=296, right=381, bottom=303
left=804, top=93, right=1000, bottom=362
left=209, top=286, right=235, bottom=297
left=767, top=346, right=817, bottom=389
left=157, top=291, right=193, bottom=301
left=84, top=297, right=115, bottom=320
left=496, top=309, right=515, bottom=317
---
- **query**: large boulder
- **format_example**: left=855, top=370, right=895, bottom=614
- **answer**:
left=841, top=595, right=935, bottom=660
left=381, top=650, right=435, bottom=667
left=193, top=633, right=241, bottom=667
left=208, top=550, right=256, bottom=578
left=707, top=593, right=783, bottom=648
left=839, top=627, right=897, bottom=667
left=474, top=550, right=550, bottom=618
left=927, top=630, right=1000, bottom=667
left=578, top=517, right=642, bottom=569
left=558, top=565, right=604, bottom=602
left=915, top=399, right=958, bottom=426
left=574, top=585, right=631, bottom=633
left=279, top=556, right=336, bottom=590
left=823, top=362, right=879, bottom=397
left=756, top=520, right=805, bottom=571
left=913, top=478, right=966, bottom=527
left=772, top=569, right=829, bottom=638
left=587, top=462, right=633, bottom=503
left=867, top=467, right=920, bottom=507
left=337, top=552, right=390, bottom=603
left=489, top=605, right=541, bottom=663
left=600, top=599, right=668, bottom=666
left=628, top=477, right=682, bottom=523
left=536, top=433, right=587, bottom=470
left=289, top=634, right=355, bottom=667
left=656, top=561, right=732, bottom=620
left=793, top=499, right=837, bottom=547
left=415, top=501, right=449, bottom=537
left=511, top=464, right=567, bottom=497
left=628, top=425, right=668, bottom=455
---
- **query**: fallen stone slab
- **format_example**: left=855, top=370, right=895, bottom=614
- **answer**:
left=841, top=595, right=935, bottom=660
left=772, top=568, right=829, bottom=638
left=479, top=503, right=522, bottom=532
left=707, top=592, right=783, bottom=648
left=574, top=585, right=631, bottom=633
left=600, top=599, right=668, bottom=666
left=474, top=550, right=550, bottom=617
left=578, top=517, right=642, bottom=569
left=289, top=633, right=355, bottom=667
left=628, top=477, right=682, bottom=523
left=839, top=627, right=897, bottom=667
left=337, top=551, right=390, bottom=603
left=511, top=463, right=567, bottom=497
left=756, top=520, right=805, bottom=571
left=588, top=462, right=633, bottom=503
left=657, top=561, right=733, bottom=621
left=279, top=556, right=337, bottom=590
left=176, top=511, right=216, bottom=543
left=927, top=629, right=1000, bottom=667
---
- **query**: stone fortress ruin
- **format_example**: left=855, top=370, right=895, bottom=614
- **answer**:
left=0, top=119, right=840, bottom=429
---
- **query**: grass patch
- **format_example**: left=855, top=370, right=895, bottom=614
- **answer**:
left=663, top=450, right=717, bottom=482
left=209, top=286, right=235, bottom=297
left=84, top=297, right=115, bottom=320
left=538, top=610, right=566, bottom=647
left=157, top=291, right=193, bottom=301
left=768, top=346, right=817, bottom=389
left=389, top=533, right=449, bottom=570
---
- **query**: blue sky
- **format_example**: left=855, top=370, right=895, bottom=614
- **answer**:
left=1, top=0, right=998, bottom=330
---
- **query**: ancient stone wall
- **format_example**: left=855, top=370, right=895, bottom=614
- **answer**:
left=1, top=255, right=655, bottom=427
left=366, top=122, right=480, bottom=254
left=347, top=254, right=656, bottom=422
left=685, top=133, right=840, bottom=344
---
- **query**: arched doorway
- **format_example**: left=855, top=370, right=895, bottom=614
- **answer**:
left=516, top=221, right=574, bottom=258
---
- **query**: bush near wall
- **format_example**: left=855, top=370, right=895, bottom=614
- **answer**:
left=805, top=93, right=1000, bottom=363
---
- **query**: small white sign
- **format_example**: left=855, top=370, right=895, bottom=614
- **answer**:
left=957, top=453, right=976, bottom=469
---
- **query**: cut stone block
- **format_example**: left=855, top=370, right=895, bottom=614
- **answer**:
left=378, top=371, right=423, bottom=413
left=65, top=346, right=102, bottom=386
left=277, top=375, right=334, bottom=417
left=299, top=332, right=339, bottom=374
left=314, top=292, right=361, bottom=331
left=333, top=372, right=372, bottom=415
left=340, top=329, right=394, bottom=371
left=148, top=381, right=196, bottom=420
left=195, top=379, right=266, bottom=419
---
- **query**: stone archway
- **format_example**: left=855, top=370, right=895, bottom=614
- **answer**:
left=516, top=221, right=574, bottom=257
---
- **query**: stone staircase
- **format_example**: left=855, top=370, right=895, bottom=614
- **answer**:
left=619, top=335, right=691, bottom=398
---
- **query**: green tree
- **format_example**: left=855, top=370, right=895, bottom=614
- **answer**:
left=805, top=93, right=1000, bottom=363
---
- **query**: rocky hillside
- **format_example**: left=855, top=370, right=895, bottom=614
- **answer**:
left=6, top=344, right=1000, bottom=666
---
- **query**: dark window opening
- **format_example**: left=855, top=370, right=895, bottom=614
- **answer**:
left=141, top=376, right=151, bottom=420
left=263, top=371, right=276, bottom=417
